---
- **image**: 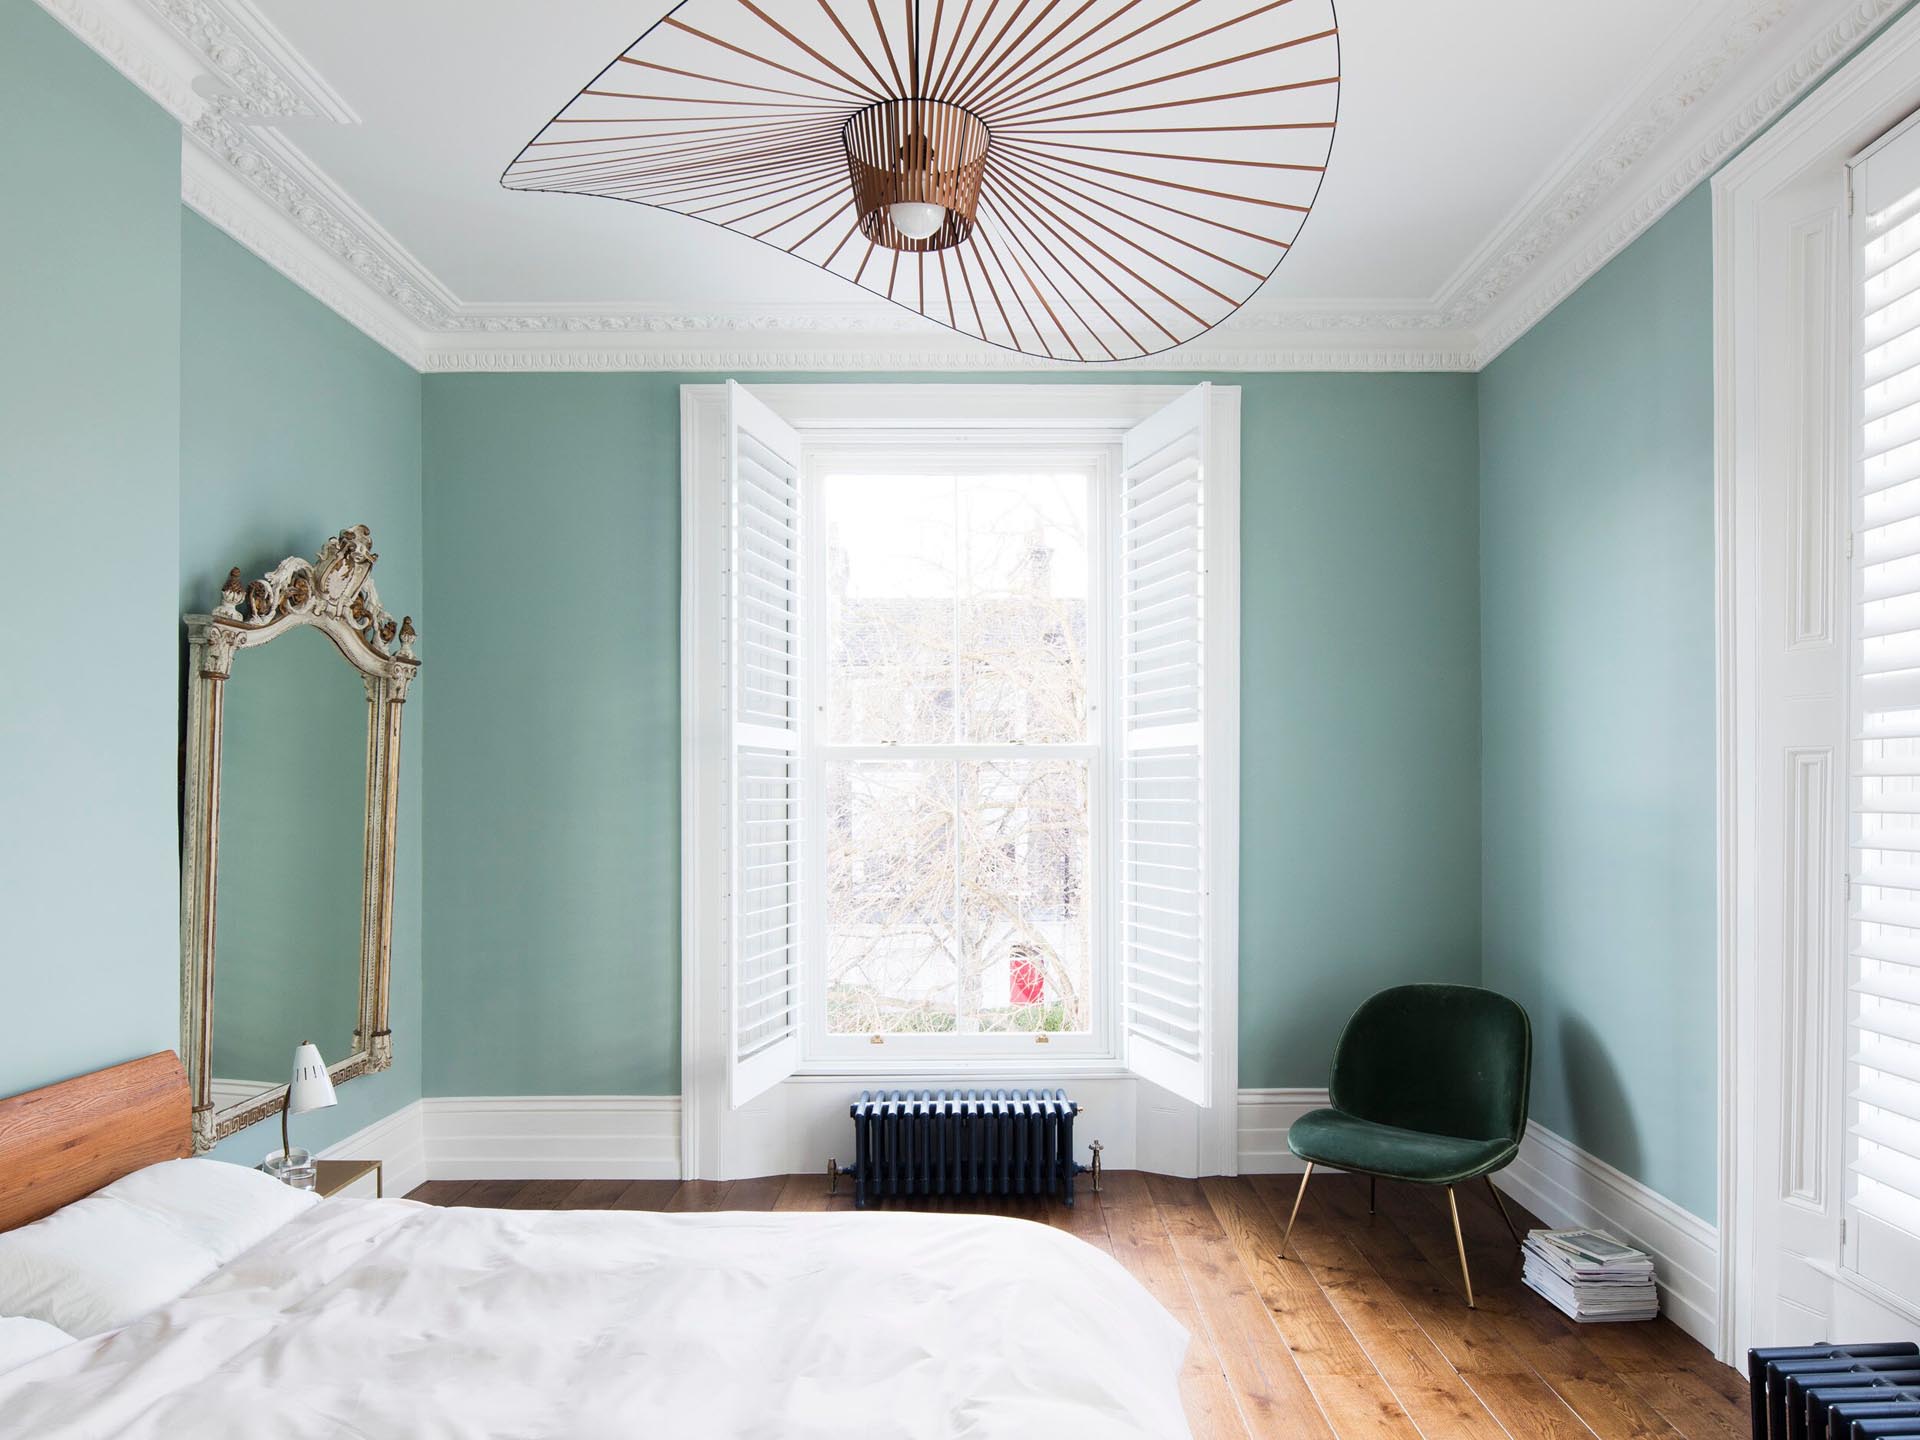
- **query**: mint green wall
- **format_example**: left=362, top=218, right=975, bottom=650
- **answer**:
left=180, top=213, right=426, bottom=1161
left=420, top=377, right=685, bottom=1096
left=420, top=373, right=1482, bottom=1095
left=6, top=0, right=1479, bottom=1137
left=1478, top=190, right=1718, bottom=1221
left=4, top=0, right=1739, bottom=1210
left=0, top=0, right=182, bottom=1098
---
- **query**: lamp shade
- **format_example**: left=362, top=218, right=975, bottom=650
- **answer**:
left=286, top=1042, right=337, bottom=1117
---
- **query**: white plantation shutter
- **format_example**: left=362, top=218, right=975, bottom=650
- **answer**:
left=1849, top=116, right=1920, bottom=1290
left=726, top=381, right=803, bottom=1106
left=1120, top=384, right=1215, bottom=1105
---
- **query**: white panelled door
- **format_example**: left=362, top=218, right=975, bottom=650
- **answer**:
left=725, top=379, right=805, bottom=1106
left=1119, top=384, right=1217, bottom=1107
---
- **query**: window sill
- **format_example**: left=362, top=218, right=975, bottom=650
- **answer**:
left=790, top=1056, right=1130, bottom=1084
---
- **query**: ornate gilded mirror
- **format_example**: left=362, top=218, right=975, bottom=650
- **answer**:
left=180, top=526, right=418, bottom=1152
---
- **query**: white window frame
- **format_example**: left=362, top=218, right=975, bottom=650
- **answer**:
left=681, top=384, right=1240, bottom=1180
left=798, top=434, right=1119, bottom=1065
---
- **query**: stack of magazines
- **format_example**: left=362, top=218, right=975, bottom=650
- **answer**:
left=1520, top=1228, right=1658, bottom=1322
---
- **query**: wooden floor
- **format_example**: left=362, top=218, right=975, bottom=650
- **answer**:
left=406, top=1170, right=1748, bottom=1440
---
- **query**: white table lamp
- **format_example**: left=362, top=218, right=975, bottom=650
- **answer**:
left=268, top=1042, right=337, bottom=1187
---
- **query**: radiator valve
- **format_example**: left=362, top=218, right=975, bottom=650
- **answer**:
left=1089, top=1139, right=1103, bottom=1194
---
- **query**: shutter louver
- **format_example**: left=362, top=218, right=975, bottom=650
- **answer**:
left=726, top=381, right=803, bottom=1106
left=1850, top=118, right=1920, bottom=1280
left=1120, top=385, right=1213, bottom=1105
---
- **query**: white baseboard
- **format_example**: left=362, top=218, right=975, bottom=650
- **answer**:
left=422, top=1096, right=681, bottom=1182
left=318, top=1099, right=428, bottom=1200
left=1235, top=1088, right=1328, bottom=1172
left=1494, top=1120, right=1720, bottom=1351
left=1234, top=1094, right=1721, bottom=1352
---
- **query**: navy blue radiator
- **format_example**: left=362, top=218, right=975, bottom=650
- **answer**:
left=833, top=1089, right=1099, bottom=1210
left=1748, top=1344, right=1920, bottom=1440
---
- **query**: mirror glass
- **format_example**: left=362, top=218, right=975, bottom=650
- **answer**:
left=209, top=626, right=368, bottom=1116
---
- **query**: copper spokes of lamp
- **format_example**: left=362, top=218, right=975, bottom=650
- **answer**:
left=502, top=1, right=1340, bottom=363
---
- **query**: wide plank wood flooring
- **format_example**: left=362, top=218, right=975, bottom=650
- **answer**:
left=406, top=1170, right=1747, bottom=1440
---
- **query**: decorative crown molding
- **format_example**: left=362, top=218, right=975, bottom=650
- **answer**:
left=36, top=0, right=206, bottom=123
left=180, top=139, right=429, bottom=368
left=37, top=0, right=1913, bottom=372
left=1441, top=0, right=1802, bottom=330
left=147, top=0, right=357, bottom=122
left=420, top=340, right=1482, bottom=375
left=1471, top=0, right=1906, bottom=362
left=188, top=102, right=455, bottom=327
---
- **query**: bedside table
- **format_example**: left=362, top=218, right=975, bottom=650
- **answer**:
left=312, top=1158, right=383, bottom=1199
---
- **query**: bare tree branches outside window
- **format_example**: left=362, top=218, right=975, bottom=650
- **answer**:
left=822, top=471, right=1092, bottom=1036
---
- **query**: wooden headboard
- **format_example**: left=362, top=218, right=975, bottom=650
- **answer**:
left=0, top=1053, right=192, bottom=1233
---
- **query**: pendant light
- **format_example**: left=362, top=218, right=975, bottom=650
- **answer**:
left=505, top=2, right=1340, bottom=362
left=843, top=98, right=989, bottom=250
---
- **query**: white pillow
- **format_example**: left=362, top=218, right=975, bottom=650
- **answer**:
left=0, top=1160, right=318, bottom=1337
left=0, top=1198, right=217, bottom=1338
left=0, top=1316, right=72, bottom=1375
left=99, top=1158, right=318, bottom=1264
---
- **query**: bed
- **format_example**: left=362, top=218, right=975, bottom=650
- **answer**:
left=0, top=1055, right=1190, bottom=1439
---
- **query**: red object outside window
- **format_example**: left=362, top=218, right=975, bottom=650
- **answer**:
left=1010, top=948, right=1044, bottom=1006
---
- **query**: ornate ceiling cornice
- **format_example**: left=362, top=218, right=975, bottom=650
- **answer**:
left=35, top=0, right=1905, bottom=373
left=188, top=104, right=458, bottom=331
left=37, top=0, right=207, bottom=121
left=181, top=140, right=431, bottom=368
left=420, top=340, right=1483, bottom=376
left=1467, top=0, right=1906, bottom=362
left=1439, top=0, right=1804, bottom=331
left=147, top=0, right=355, bottom=121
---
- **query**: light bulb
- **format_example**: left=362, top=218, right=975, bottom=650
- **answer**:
left=887, top=201, right=947, bottom=240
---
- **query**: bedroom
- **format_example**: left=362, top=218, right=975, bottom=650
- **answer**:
left=1, top=0, right=1918, bottom=1434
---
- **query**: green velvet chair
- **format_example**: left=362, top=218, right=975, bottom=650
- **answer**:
left=1278, top=983, right=1532, bottom=1308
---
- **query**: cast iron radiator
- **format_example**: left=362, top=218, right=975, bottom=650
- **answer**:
left=832, top=1089, right=1099, bottom=1210
left=1748, top=1343, right=1920, bottom=1440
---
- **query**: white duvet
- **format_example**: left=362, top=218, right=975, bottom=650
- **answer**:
left=0, top=1198, right=1190, bottom=1439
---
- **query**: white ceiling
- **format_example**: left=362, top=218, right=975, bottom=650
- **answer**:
left=248, top=0, right=1703, bottom=308
left=49, top=0, right=1900, bottom=367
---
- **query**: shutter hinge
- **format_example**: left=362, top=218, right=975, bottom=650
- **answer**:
left=1845, top=873, right=1853, bottom=907
left=1846, top=167, right=1856, bottom=218
left=1847, top=531, right=1855, bottom=561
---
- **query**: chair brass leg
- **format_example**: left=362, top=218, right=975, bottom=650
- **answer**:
left=1278, top=1163, right=1313, bottom=1260
left=1368, top=1174, right=1377, bottom=1214
left=1485, top=1175, right=1522, bottom=1245
left=1447, top=1187, right=1475, bottom=1309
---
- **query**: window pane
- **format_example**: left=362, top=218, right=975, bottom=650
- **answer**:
left=960, top=475, right=1089, bottom=743
left=823, top=474, right=956, bottom=744
left=824, top=758, right=1092, bottom=1036
left=825, top=760, right=957, bottom=1034
left=960, top=759, right=1090, bottom=1034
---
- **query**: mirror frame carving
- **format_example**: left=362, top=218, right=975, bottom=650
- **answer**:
left=180, top=525, right=419, bottom=1153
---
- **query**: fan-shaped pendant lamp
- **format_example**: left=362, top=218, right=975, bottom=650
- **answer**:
left=503, top=1, right=1340, bottom=363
